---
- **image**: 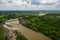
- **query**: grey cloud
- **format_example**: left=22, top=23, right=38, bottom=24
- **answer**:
left=8, top=1, right=13, bottom=3
left=55, top=3, right=60, bottom=8
left=0, top=0, right=60, bottom=10
left=40, top=0, right=58, bottom=5
left=31, top=0, right=40, bottom=5
left=40, top=3, right=56, bottom=5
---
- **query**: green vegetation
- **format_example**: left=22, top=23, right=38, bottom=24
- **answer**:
left=16, top=32, right=27, bottom=40
left=14, top=30, right=27, bottom=40
left=0, top=11, right=60, bottom=40
left=0, top=26, right=9, bottom=40
left=4, top=36, right=9, bottom=40
left=0, top=26, right=4, bottom=40
left=0, top=11, right=38, bottom=24
left=0, top=14, right=17, bottom=23
left=19, top=15, right=60, bottom=40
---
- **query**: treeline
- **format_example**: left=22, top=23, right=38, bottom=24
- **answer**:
left=0, top=11, right=39, bottom=24
left=0, top=14, right=17, bottom=23
left=47, top=12, right=60, bottom=16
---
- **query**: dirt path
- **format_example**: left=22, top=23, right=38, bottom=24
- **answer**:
left=4, top=18, right=52, bottom=40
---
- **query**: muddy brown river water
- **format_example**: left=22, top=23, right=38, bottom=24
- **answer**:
left=4, top=18, right=52, bottom=40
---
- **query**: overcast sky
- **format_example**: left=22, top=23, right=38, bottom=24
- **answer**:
left=0, top=0, right=60, bottom=10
